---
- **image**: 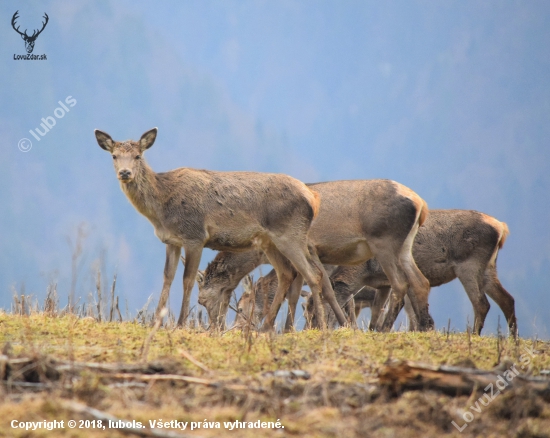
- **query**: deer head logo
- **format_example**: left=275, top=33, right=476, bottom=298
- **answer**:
left=11, top=11, right=49, bottom=54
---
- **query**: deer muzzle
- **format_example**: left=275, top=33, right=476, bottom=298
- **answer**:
left=118, top=169, right=132, bottom=181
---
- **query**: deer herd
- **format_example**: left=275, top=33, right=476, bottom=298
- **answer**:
left=95, top=128, right=518, bottom=337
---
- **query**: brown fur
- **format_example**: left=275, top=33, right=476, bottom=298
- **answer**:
left=95, top=128, right=345, bottom=328
left=235, top=271, right=278, bottom=329
left=499, top=222, right=510, bottom=248
left=235, top=265, right=338, bottom=329
left=199, top=179, right=433, bottom=331
left=308, top=209, right=517, bottom=336
left=307, top=189, right=321, bottom=219
left=419, top=199, right=429, bottom=227
left=197, top=250, right=267, bottom=328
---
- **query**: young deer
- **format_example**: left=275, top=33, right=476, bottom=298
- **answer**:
left=94, top=128, right=346, bottom=328
left=234, top=272, right=275, bottom=330
left=304, top=209, right=517, bottom=337
left=234, top=266, right=338, bottom=330
left=198, top=179, right=433, bottom=332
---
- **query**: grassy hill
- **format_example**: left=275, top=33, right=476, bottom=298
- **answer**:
left=1, top=312, right=549, bottom=437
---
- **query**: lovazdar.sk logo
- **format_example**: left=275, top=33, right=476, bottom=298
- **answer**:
left=12, top=10, right=48, bottom=60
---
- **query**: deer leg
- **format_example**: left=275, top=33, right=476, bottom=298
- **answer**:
left=308, top=249, right=348, bottom=327
left=265, top=240, right=326, bottom=329
left=284, top=273, right=303, bottom=332
left=371, top=250, right=409, bottom=332
left=370, top=286, right=391, bottom=331
left=398, top=223, right=433, bottom=331
left=155, top=244, right=182, bottom=321
left=177, top=245, right=204, bottom=327
left=370, top=224, right=432, bottom=332
left=481, top=267, right=517, bottom=338
left=347, top=297, right=358, bottom=328
left=403, top=295, right=419, bottom=331
left=377, top=291, right=405, bottom=331
left=456, top=266, right=490, bottom=335
left=301, top=293, right=314, bottom=330
left=260, top=246, right=296, bottom=332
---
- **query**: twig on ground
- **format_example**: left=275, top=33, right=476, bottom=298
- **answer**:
left=107, top=372, right=249, bottom=391
left=60, top=400, right=195, bottom=438
left=179, top=349, right=210, bottom=372
left=109, top=272, right=118, bottom=322
left=141, top=308, right=168, bottom=362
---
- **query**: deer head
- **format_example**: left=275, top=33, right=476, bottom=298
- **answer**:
left=11, top=11, right=49, bottom=54
left=234, top=275, right=257, bottom=328
left=95, top=128, right=157, bottom=184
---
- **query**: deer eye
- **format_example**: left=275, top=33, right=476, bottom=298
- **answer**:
left=112, top=155, right=117, bottom=160
left=135, top=155, right=141, bottom=160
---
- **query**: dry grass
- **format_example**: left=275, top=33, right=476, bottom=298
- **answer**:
left=0, top=312, right=549, bottom=437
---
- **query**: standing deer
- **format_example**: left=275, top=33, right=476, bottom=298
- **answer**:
left=304, top=209, right=517, bottom=337
left=94, top=128, right=347, bottom=328
left=198, top=179, right=433, bottom=332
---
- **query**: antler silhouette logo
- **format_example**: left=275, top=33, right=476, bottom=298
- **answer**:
left=11, top=11, right=49, bottom=54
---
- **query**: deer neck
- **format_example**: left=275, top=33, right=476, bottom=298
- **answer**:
left=120, top=161, right=161, bottom=223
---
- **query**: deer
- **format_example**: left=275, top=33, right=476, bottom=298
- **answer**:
left=234, top=266, right=341, bottom=330
left=11, top=11, right=49, bottom=54
left=234, top=272, right=274, bottom=330
left=234, top=268, right=382, bottom=330
left=94, top=127, right=347, bottom=329
left=302, top=209, right=517, bottom=337
left=196, top=249, right=267, bottom=328
left=197, top=179, right=433, bottom=332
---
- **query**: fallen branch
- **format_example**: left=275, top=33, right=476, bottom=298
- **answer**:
left=60, top=400, right=196, bottom=438
left=262, top=370, right=311, bottom=380
left=2, top=354, right=249, bottom=391
left=2, top=381, right=54, bottom=389
left=54, top=360, right=170, bottom=374
left=2, top=355, right=60, bottom=382
left=379, top=360, right=550, bottom=400
left=107, top=372, right=249, bottom=391
left=178, top=349, right=210, bottom=372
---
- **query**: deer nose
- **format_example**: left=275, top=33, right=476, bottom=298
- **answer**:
left=119, top=169, right=132, bottom=180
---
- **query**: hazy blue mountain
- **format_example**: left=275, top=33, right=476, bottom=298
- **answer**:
left=1, top=0, right=549, bottom=337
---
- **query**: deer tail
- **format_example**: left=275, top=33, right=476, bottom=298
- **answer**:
left=418, top=198, right=429, bottom=227
left=304, top=188, right=321, bottom=220
left=499, top=222, right=510, bottom=249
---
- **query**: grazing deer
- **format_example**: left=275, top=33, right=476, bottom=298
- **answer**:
left=94, top=128, right=347, bottom=328
left=304, top=209, right=517, bottom=336
left=234, top=272, right=275, bottom=329
left=198, top=180, right=433, bottom=331
left=196, top=250, right=267, bottom=328
left=234, top=266, right=338, bottom=329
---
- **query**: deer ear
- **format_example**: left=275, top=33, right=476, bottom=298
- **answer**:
left=95, top=129, right=114, bottom=152
left=300, top=290, right=312, bottom=298
left=140, top=128, right=157, bottom=150
left=196, top=270, right=205, bottom=284
left=242, top=274, right=253, bottom=292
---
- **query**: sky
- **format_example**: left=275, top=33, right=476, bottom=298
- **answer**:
left=1, top=0, right=549, bottom=337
